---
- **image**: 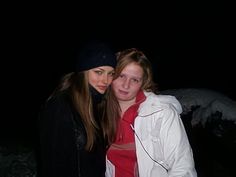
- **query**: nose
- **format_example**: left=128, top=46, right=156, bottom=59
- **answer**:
left=101, top=74, right=109, bottom=85
left=122, top=78, right=130, bottom=89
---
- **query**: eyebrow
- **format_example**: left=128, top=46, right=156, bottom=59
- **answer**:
left=94, top=68, right=114, bottom=72
left=120, top=73, right=142, bottom=80
left=93, top=68, right=106, bottom=71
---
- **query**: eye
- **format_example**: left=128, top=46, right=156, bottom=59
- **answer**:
left=108, top=71, right=115, bottom=77
left=119, top=74, right=125, bottom=78
left=94, top=70, right=103, bottom=75
left=131, top=78, right=139, bottom=83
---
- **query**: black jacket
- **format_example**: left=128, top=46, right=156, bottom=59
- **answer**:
left=38, top=91, right=106, bottom=177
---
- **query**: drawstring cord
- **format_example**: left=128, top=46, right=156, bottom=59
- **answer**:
left=130, top=124, right=169, bottom=172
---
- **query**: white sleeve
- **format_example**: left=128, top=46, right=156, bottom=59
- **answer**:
left=160, top=106, right=197, bottom=177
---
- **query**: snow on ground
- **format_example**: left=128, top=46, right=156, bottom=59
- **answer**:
left=160, top=88, right=236, bottom=127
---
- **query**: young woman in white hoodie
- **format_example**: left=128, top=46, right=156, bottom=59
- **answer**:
left=106, top=48, right=197, bottom=177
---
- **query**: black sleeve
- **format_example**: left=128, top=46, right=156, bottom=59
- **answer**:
left=38, top=96, right=78, bottom=177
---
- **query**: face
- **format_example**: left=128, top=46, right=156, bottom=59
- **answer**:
left=88, top=66, right=115, bottom=94
left=112, top=62, right=143, bottom=102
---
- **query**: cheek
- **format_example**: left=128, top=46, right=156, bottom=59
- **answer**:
left=131, top=89, right=139, bottom=95
left=130, top=86, right=141, bottom=95
left=107, top=77, right=113, bottom=85
left=112, top=80, right=119, bottom=88
left=88, top=76, right=98, bottom=86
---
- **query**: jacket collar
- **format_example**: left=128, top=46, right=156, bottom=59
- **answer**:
left=89, top=84, right=104, bottom=104
left=138, top=91, right=182, bottom=117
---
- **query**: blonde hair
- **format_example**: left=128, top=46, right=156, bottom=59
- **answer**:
left=49, top=71, right=119, bottom=150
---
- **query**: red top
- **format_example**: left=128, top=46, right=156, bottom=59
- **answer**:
left=107, top=91, right=146, bottom=177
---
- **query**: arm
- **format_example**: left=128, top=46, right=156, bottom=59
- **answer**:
left=160, top=106, right=197, bottom=177
left=38, top=96, right=78, bottom=177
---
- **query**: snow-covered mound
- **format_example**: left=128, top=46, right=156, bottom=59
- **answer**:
left=160, top=88, right=236, bottom=127
left=161, top=88, right=236, bottom=177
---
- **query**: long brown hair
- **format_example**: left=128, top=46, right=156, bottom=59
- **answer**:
left=115, top=48, right=157, bottom=92
left=49, top=71, right=119, bottom=150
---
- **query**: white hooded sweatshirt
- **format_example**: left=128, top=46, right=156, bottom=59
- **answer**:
left=106, top=92, right=197, bottom=177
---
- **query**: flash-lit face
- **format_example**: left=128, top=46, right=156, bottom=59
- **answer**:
left=112, top=62, right=143, bottom=102
left=88, top=66, right=115, bottom=94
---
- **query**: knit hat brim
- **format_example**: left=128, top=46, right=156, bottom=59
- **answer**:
left=76, top=41, right=117, bottom=72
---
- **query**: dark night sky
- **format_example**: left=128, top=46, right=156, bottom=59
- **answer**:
left=2, top=2, right=234, bottom=142
left=29, top=3, right=232, bottom=99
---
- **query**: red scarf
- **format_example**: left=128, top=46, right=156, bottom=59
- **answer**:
left=107, top=90, right=146, bottom=177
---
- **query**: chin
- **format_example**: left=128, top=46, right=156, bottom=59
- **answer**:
left=98, top=90, right=106, bottom=94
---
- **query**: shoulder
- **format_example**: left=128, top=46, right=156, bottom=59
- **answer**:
left=46, top=91, right=71, bottom=108
left=139, top=91, right=182, bottom=115
left=39, top=91, right=73, bottom=119
left=38, top=91, right=81, bottom=133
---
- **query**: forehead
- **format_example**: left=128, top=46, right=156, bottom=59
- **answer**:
left=121, top=62, right=143, bottom=77
left=91, top=66, right=114, bottom=71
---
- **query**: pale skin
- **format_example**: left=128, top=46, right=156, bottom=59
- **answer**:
left=88, top=66, right=115, bottom=94
left=112, top=62, right=143, bottom=114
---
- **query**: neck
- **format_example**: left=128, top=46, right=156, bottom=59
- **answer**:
left=119, top=98, right=136, bottom=116
left=89, top=84, right=104, bottom=104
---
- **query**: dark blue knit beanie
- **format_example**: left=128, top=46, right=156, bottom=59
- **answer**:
left=75, top=41, right=117, bottom=72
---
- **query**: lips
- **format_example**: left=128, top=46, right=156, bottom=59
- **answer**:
left=97, top=86, right=107, bottom=91
left=118, top=89, right=129, bottom=95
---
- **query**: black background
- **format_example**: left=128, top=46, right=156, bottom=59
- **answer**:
left=1, top=2, right=235, bottom=177
left=2, top=1, right=234, bottom=145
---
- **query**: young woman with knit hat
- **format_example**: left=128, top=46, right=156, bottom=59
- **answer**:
left=38, top=41, right=120, bottom=177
